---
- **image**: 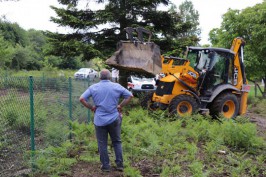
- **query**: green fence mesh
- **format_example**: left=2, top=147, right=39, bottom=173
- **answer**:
left=0, top=75, right=97, bottom=177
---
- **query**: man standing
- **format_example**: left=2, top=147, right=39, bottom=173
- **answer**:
left=79, top=69, right=133, bottom=172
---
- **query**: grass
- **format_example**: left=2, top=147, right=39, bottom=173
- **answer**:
left=31, top=108, right=266, bottom=177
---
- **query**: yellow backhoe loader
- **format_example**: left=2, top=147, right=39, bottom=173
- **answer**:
left=107, top=28, right=250, bottom=119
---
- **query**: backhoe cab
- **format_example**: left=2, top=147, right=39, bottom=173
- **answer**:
left=141, top=37, right=250, bottom=119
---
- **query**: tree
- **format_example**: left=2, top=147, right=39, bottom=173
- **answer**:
left=178, top=0, right=200, bottom=37
left=0, top=19, right=29, bottom=47
left=163, top=0, right=200, bottom=56
left=26, top=29, right=48, bottom=70
left=48, top=0, right=200, bottom=61
left=0, top=19, right=48, bottom=70
left=0, top=35, right=12, bottom=69
left=209, top=2, right=266, bottom=97
left=10, top=45, right=30, bottom=70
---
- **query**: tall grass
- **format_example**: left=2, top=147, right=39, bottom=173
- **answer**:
left=33, top=108, right=266, bottom=176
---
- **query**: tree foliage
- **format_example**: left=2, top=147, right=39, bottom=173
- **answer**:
left=0, top=19, right=47, bottom=70
left=209, top=2, right=266, bottom=96
left=0, top=19, right=29, bottom=47
left=48, top=0, right=200, bottom=62
left=178, top=0, right=200, bottom=37
left=0, top=35, right=12, bottom=69
left=0, top=18, right=83, bottom=70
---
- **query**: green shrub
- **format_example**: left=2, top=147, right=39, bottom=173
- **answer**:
left=124, top=166, right=142, bottom=177
left=44, top=120, right=69, bottom=146
left=70, top=121, right=94, bottom=145
left=34, top=141, right=77, bottom=174
left=188, top=161, right=205, bottom=177
left=1, top=92, right=31, bottom=131
left=221, top=120, right=264, bottom=150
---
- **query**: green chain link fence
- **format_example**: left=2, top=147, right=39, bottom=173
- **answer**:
left=0, top=73, right=98, bottom=177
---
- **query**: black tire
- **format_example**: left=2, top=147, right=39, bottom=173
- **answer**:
left=210, top=93, right=239, bottom=119
left=140, top=91, right=156, bottom=110
left=169, top=95, right=198, bottom=116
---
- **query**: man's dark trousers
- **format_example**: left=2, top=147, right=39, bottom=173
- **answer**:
left=95, top=117, right=123, bottom=169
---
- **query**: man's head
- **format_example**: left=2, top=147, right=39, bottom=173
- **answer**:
left=100, top=69, right=111, bottom=80
left=208, top=51, right=215, bottom=59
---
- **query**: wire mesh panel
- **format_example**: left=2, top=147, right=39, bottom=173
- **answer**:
left=32, top=77, right=70, bottom=149
left=0, top=76, right=31, bottom=177
left=71, top=78, right=99, bottom=123
left=0, top=75, right=96, bottom=177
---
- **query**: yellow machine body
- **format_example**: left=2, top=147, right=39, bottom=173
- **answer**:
left=153, top=61, right=199, bottom=104
left=148, top=37, right=250, bottom=118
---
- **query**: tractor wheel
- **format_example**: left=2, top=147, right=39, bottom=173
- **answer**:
left=169, top=95, right=198, bottom=116
left=140, top=91, right=157, bottom=110
left=210, top=93, right=239, bottom=119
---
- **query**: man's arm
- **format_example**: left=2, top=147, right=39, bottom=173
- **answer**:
left=117, top=95, right=133, bottom=112
left=79, top=97, right=96, bottom=112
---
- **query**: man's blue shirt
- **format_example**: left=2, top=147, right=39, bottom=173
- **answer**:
left=80, top=80, right=132, bottom=126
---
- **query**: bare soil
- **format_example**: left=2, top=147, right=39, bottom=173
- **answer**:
left=247, top=110, right=266, bottom=140
left=60, top=162, right=124, bottom=177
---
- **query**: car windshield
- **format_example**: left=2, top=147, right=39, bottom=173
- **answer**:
left=132, top=76, right=153, bottom=82
left=141, top=78, right=154, bottom=82
left=78, top=68, right=88, bottom=72
left=187, top=49, right=234, bottom=71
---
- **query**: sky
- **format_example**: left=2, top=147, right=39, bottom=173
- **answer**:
left=0, top=0, right=264, bottom=44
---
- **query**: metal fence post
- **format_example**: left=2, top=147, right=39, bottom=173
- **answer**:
left=68, top=77, right=73, bottom=139
left=87, top=79, right=90, bottom=123
left=29, top=76, right=35, bottom=171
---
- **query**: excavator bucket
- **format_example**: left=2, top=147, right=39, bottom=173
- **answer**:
left=106, top=27, right=162, bottom=76
left=106, top=41, right=161, bottom=76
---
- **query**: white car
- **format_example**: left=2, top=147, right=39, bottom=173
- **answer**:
left=127, top=76, right=156, bottom=95
left=74, top=68, right=98, bottom=80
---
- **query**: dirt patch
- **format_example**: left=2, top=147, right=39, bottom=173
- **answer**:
left=246, top=111, right=266, bottom=140
left=52, top=159, right=160, bottom=177
left=247, top=112, right=266, bottom=129
left=60, top=161, right=124, bottom=177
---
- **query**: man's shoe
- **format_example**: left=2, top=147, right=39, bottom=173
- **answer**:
left=102, top=168, right=110, bottom=172
left=116, top=165, right=124, bottom=172
left=101, top=165, right=110, bottom=172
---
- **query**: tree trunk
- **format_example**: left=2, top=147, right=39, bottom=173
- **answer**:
left=119, top=70, right=129, bottom=88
